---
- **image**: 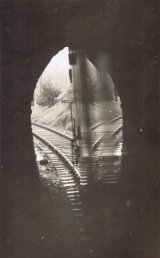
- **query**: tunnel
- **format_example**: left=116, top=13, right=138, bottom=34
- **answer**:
left=1, top=1, right=160, bottom=258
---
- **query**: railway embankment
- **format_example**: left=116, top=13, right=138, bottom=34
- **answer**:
left=31, top=99, right=122, bottom=132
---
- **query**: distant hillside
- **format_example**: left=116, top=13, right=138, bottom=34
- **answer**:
left=32, top=89, right=73, bottom=132
left=31, top=103, right=72, bottom=132
left=34, top=47, right=70, bottom=105
left=31, top=98, right=122, bottom=133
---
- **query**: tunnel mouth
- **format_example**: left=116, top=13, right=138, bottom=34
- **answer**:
left=31, top=47, right=123, bottom=184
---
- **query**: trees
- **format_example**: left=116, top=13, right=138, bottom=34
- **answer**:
left=36, top=77, right=61, bottom=107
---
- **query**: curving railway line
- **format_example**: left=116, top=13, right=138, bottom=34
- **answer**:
left=80, top=116, right=123, bottom=184
left=32, top=126, right=85, bottom=234
left=91, top=115, right=123, bottom=152
left=32, top=116, right=123, bottom=185
left=32, top=117, right=123, bottom=234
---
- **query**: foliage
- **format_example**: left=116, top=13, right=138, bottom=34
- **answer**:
left=36, top=77, right=61, bottom=107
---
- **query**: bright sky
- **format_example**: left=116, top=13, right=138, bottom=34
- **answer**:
left=40, top=47, right=70, bottom=92
left=46, top=47, right=70, bottom=72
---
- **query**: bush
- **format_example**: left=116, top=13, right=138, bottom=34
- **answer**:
left=36, top=80, right=61, bottom=107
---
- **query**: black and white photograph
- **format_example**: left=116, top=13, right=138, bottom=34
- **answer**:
left=0, top=1, right=159, bottom=258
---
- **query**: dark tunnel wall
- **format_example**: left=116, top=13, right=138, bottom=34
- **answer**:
left=0, top=1, right=160, bottom=258
left=1, top=3, right=68, bottom=257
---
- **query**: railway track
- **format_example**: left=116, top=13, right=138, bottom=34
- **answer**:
left=32, top=122, right=74, bottom=162
left=32, top=117, right=123, bottom=236
left=85, top=116, right=123, bottom=184
left=91, top=116, right=123, bottom=153
left=32, top=116, right=123, bottom=187
left=32, top=128, right=85, bottom=234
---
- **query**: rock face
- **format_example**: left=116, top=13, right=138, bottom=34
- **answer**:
left=1, top=1, right=159, bottom=258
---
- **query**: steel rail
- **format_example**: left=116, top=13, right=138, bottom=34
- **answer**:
left=33, top=131, right=80, bottom=179
left=91, top=133, right=106, bottom=150
left=90, top=115, right=122, bottom=130
left=91, top=125, right=123, bottom=151
left=90, top=121, right=104, bottom=130
left=111, top=125, right=123, bottom=138
left=32, top=122, right=73, bottom=141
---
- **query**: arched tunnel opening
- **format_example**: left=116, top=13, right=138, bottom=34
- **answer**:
left=1, top=1, right=160, bottom=258
left=30, top=46, right=124, bottom=258
left=31, top=47, right=123, bottom=182
left=30, top=47, right=124, bottom=257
